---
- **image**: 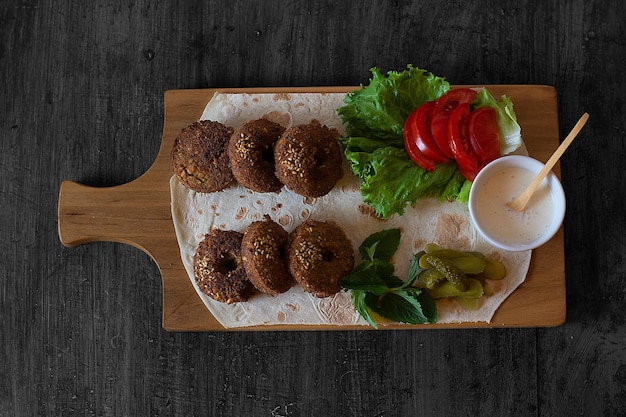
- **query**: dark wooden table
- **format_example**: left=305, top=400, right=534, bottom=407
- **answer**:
left=2, top=1, right=625, bottom=415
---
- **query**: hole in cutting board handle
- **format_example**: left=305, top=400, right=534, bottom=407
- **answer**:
left=57, top=179, right=166, bottom=254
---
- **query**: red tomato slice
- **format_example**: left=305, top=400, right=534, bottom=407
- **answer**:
left=469, top=106, right=501, bottom=167
left=430, top=114, right=455, bottom=160
left=404, top=117, right=436, bottom=172
left=433, top=88, right=479, bottom=115
left=405, top=101, right=448, bottom=163
left=430, top=88, right=478, bottom=159
left=448, top=103, right=479, bottom=181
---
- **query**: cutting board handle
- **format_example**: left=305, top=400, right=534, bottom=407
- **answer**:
left=57, top=179, right=163, bottom=253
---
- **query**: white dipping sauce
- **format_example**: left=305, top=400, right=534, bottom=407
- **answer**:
left=474, top=166, right=555, bottom=246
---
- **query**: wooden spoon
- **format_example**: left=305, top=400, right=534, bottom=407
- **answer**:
left=507, top=112, right=589, bottom=211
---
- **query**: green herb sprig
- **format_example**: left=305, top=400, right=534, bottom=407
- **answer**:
left=340, top=229, right=437, bottom=328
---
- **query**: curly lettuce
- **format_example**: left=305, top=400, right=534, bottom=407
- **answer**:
left=472, top=88, right=522, bottom=155
left=341, top=136, right=467, bottom=218
left=337, top=65, right=520, bottom=219
left=338, top=65, right=450, bottom=147
left=338, top=66, right=460, bottom=218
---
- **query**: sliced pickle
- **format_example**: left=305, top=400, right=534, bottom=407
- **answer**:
left=418, top=268, right=446, bottom=289
left=427, top=278, right=484, bottom=299
left=481, top=259, right=507, bottom=280
left=449, top=256, right=487, bottom=275
left=455, top=296, right=481, bottom=310
left=424, top=244, right=467, bottom=259
left=418, top=253, right=434, bottom=269
left=425, top=255, right=467, bottom=288
left=424, top=243, right=444, bottom=254
left=416, top=244, right=507, bottom=310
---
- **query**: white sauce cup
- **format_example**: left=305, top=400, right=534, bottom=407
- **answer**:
left=468, top=155, right=566, bottom=251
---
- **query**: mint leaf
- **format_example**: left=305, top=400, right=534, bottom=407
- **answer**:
left=341, top=268, right=389, bottom=295
left=350, top=259, right=394, bottom=281
left=351, top=289, right=378, bottom=329
left=362, top=243, right=378, bottom=263
left=382, top=275, right=404, bottom=288
left=358, top=228, right=401, bottom=262
left=372, top=259, right=395, bottom=278
left=414, top=291, right=438, bottom=323
left=341, top=229, right=438, bottom=328
left=406, top=251, right=425, bottom=287
left=365, top=291, right=430, bottom=324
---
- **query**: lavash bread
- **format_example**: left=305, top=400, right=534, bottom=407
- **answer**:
left=170, top=92, right=532, bottom=328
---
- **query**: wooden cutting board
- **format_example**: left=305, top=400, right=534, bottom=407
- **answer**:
left=57, top=85, right=566, bottom=331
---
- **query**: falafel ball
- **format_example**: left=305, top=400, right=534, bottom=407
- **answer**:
left=228, top=118, right=286, bottom=193
left=286, top=219, right=354, bottom=298
left=171, top=120, right=234, bottom=193
left=193, top=229, right=255, bottom=304
left=274, top=120, right=343, bottom=198
left=242, top=215, right=294, bottom=295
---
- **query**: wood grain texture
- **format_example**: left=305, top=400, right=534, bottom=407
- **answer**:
left=58, top=84, right=566, bottom=331
left=2, top=0, right=625, bottom=416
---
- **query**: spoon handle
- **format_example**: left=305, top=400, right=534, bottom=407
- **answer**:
left=542, top=112, right=589, bottom=178
left=508, top=112, right=589, bottom=211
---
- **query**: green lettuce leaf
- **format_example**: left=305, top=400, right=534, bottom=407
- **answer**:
left=342, top=136, right=461, bottom=218
left=440, top=170, right=470, bottom=203
left=337, top=65, right=520, bottom=218
left=472, top=88, right=522, bottom=155
left=337, top=65, right=450, bottom=147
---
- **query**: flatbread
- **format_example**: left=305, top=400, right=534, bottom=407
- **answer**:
left=170, top=91, right=531, bottom=328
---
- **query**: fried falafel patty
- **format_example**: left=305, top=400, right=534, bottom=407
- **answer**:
left=241, top=215, right=294, bottom=295
left=286, top=219, right=354, bottom=298
left=274, top=120, right=343, bottom=198
left=171, top=120, right=234, bottom=193
left=193, top=229, right=254, bottom=304
left=228, top=118, right=286, bottom=193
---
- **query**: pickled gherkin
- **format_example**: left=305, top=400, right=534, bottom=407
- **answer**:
left=482, top=259, right=506, bottom=280
left=424, top=243, right=466, bottom=258
left=427, top=278, right=484, bottom=299
left=414, top=243, right=507, bottom=310
left=448, top=256, right=487, bottom=275
left=423, top=255, right=467, bottom=290
left=418, top=268, right=446, bottom=289
left=423, top=243, right=444, bottom=254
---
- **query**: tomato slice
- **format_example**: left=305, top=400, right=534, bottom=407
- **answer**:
left=405, top=101, right=448, bottom=163
left=430, top=89, right=478, bottom=160
left=448, top=103, right=479, bottom=181
left=469, top=106, right=501, bottom=167
left=433, top=88, right=479, bottom=115
left=404, top=115, right=436, bottom=171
